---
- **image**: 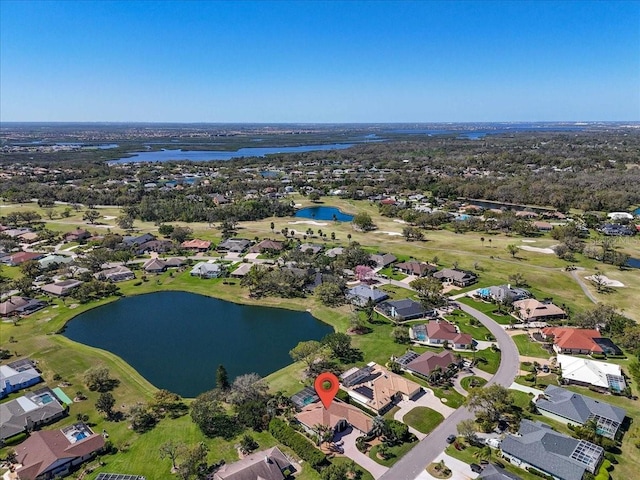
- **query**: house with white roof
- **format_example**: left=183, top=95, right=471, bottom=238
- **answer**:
left=0, top=359, right=42, bottom=398
left=557, top=354, right=626, bottom=392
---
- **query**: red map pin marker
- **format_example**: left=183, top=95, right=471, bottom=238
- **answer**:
left=314, top=372, right=340, bottom=409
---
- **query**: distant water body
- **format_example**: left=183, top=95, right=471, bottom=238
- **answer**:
left=109, top=143, right=354, bottom=164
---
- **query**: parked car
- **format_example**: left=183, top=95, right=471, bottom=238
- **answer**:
left=446, top=434, right=457, bottom=444
left=470, top=463, right=482, bottom=473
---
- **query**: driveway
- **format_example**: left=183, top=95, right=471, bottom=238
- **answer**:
left=452, top=369, right=492, bottom=396
left=509, top=382, right=544, bottom=397
left=335, top=427, right=389, bottom=479
left=414, top=452, right=479, bottom=480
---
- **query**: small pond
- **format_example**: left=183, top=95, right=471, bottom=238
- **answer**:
left=626, top=257, right=640, bottom=269
left=294, top=206, right=354, bottom=222
left=63, top=292, right=332, bottom=397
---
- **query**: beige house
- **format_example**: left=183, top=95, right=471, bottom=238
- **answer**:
left=513, top=298, right=566, bottom=322
left=340, top=362, right=422, bottom=414
left=295, top=400, right=373, bottom=436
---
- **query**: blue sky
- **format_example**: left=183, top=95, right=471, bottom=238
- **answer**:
left=1, top=1, right=638, bottom=122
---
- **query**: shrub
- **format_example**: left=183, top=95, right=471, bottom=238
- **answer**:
left=268, top=418, right=326, bottom=469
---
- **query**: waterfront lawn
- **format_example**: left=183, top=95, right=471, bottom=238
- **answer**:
left=403, top=407, right=444, bottom=435
left=511, top=334, right=551, bottom=359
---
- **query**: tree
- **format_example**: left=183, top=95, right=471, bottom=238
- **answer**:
left=402, top=226, right=425, bottom=241
left=239, top=434, right=259, bottom=454
left=170, top=226, right=193, bottom=244
left=457, top=418, right=478, bottom=443
left=270, top=221, right=275, bottom=233
left=229, top=373, right=269, bottom=405
left=83, top=366, right=119, bottom=392
left=236, top=399, right=270, bottom=431
left=410, top=277, right=446, bottom=309
left=474, top=445, right=492, bottom=463
left=352, top=212, right=375, bottom=231
left=115, top=214, right=134, bottom=231
left=83, top=209, right=101, bottom=224
left=392, top=326, right=410, bottom=344
left=508, top=272, right=527, bottom=287
left=382, top=418, right=410, bottom=446
left=216, top=364, right=230, bottom=390
left=129, top=404, right=158, bottom=433
left=12, top=276, right=34, bottom=297
left=150, top=389, right=188, bottom=419
left=314, top=281, right=345, bottom=306
left=159, top=439, right=184, bottom=472
left=191, top=390, right=239, bottom=439
left=355, top=264, right=374, bottom=282
left=371, top=415, right=386, bottom=438
left=95, top=392, right=115, bottom=419
left=465, top=384, right=513, bottom=424
left=158, top=224, right=175, bottom=237
left=506, top=244, right=519, bottom=258
left=321, top=462, right=357, bottom=480
left=314, top=423, right=334, bottom=446
left=322, top=332, right=353, bottom=360
left=289, top=340, right=323, bottom=369
left=20, top=260, right=42, bottom=280
left=176, top=442, right=209, bottom=480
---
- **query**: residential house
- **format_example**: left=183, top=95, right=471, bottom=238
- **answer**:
left=190, top=262, right=225, bottom=278
left=556, top=355, right=626, bottom=393
left=433, top=268, right=478, bottom=287
left=515, top=211, right=539, bottom=219
left=3, top=227, right=32, bottom=238
left=142, top=258, right=168, bottom=273
left=40, top=279, right=83, bottom=296
left=325, top=247, right=344, bottom=258
left=137, top=239, right=173, bottom=254
left=217, top=238, right=252, bottom=253
left=513, top=299, right=566, bottom=322
left=477, top=285, right=531, bottom=303
left=38, top=254, right=74, bottom=269
left=123, top=233, right=156, bottom=247
left=541, top=327, right=620, bottom=356
left=299, top=243, right=324, bottom=255
left=478, top=464, right=522, bottom=480
left=18, top=231, right=39, bottom=243
left=212, top=447, right=293, bottom=480
left=249, top=239, right=284, bottom=253
left=94, top=266, right=135, bottom=282
left=4, top=251, right=44, bottom=266
left=346, top=285, right=389, bottom=307
left=14, top=423, right=105, bottom=480
left=395, top=261, right=437, bottom=277
left=295, top=400, right=373, bottom=436
left=370, top=252, right=397, bottom=268
left=339, top=362, right=421, bottom=414
left=0, top=296, right=46, bottom=317
left=398, top=350, right=459, bottom=379
left=181, top=239, right=212, bottom=251
left=500, top=419, right=603, bottom=480
left=0, top=359, right=42, bottom=398
left=410, top=320, right=474, bottom=349
left=63, top=229, right=90, bottom=242
left=0, top=388, right=67, bottom=440
left=533, top=221, right=553, bottom=231
left=535, top=385, right=626, bottom=439
left=230, top=263, right=253, bottom=278
left=377, top=298, right=431, bottom=322
left=598, top=223, right=635, bottom=236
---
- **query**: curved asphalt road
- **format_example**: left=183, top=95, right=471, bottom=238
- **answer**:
left=378, top=302, right=519, bottom=480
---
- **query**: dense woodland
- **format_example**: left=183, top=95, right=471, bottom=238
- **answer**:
left=1, top=129, right=639, bottom=219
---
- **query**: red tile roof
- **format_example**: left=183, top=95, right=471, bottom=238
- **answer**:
left=406, top=350, right=458, bottom=377
left=181, top=239, right=211, bottom=249
left=542, top=327, right=603, bottom=353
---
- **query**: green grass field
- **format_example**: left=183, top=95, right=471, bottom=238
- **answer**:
left=402, top=407, right=444, bottom=435
left=511, top=334, right=552, bottom=359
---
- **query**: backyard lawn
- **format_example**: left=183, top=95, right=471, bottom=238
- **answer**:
left=402, top=407, right=444, bottom=435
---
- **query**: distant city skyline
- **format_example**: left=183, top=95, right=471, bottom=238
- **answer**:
left=1, top=1, right=638, bottom=122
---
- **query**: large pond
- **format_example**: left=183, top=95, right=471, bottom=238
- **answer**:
left=627, top=258, right=640, bottom=269
left=294, top=206, right=354, bottom=222
left=109, top=143, right=354, bottom=163
left=63, top=292, right=332, bottom=397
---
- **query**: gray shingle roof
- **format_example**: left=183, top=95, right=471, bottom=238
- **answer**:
left=536, top=385, right=626, bottom=425
left=479, top=464, right=522, bottom=480
left=501, top=420, right=602, bottom=480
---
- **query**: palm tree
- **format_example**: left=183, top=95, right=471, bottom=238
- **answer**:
left=474, top=445, right=492, bottom=463
left=480, top=237, right=485, bottom=247
left=313, top=424, right=334, bottom=446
